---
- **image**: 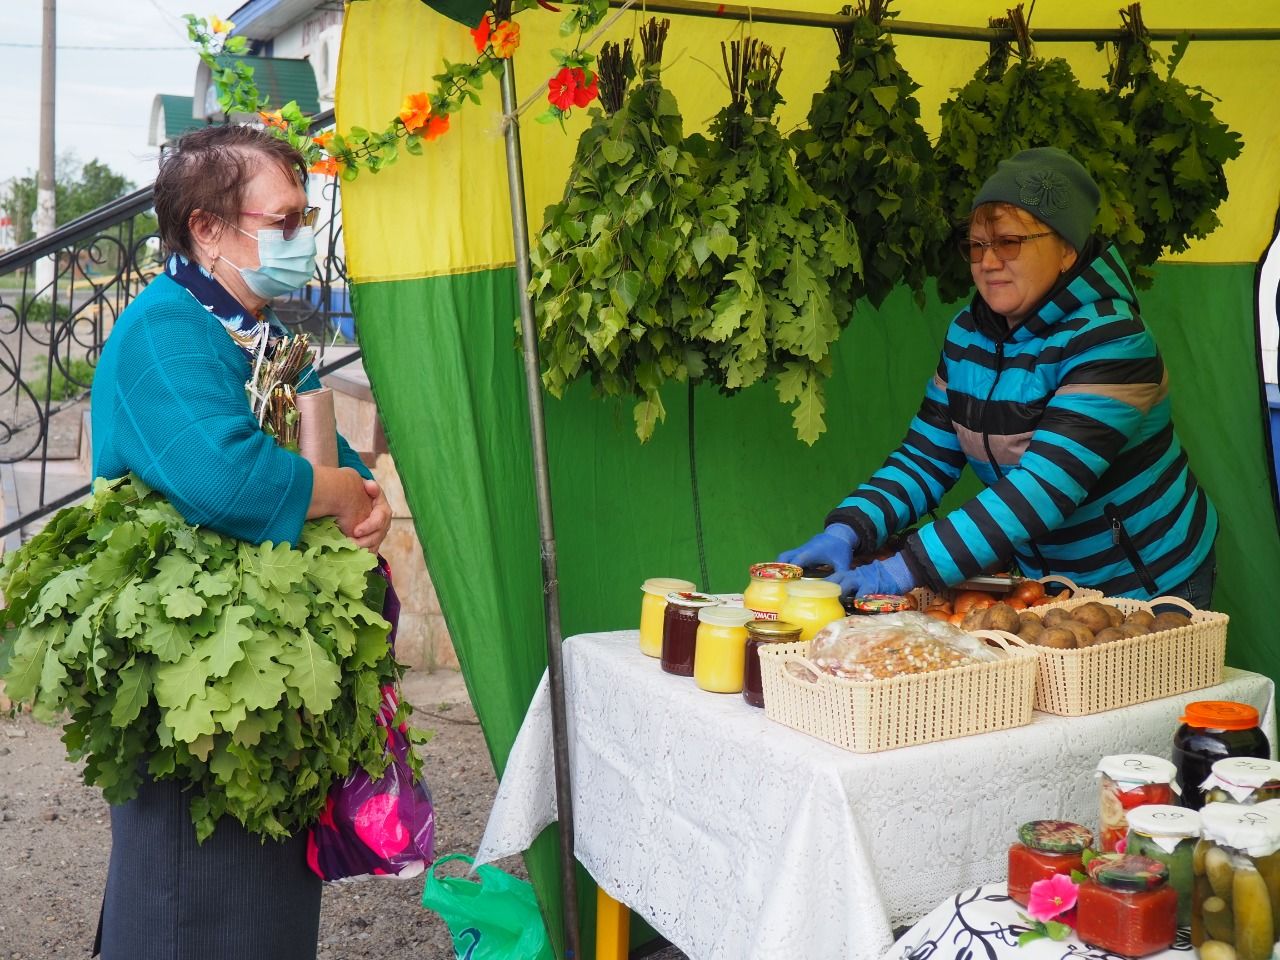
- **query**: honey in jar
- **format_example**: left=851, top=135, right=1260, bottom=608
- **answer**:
left=743, top=563, right=802, bottom=620
left=693, top=607, right=757, bottom=693
left=639, top=578, right=696, bottom=657
left=778, top=579, right=844, bottom=642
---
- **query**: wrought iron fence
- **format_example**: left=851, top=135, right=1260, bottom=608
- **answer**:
left=0, top=110, right=358, bottom=538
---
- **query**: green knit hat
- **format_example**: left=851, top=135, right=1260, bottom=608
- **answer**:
left=971, top=147, right=1100, bottom=252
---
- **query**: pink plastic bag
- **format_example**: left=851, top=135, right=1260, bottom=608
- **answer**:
left=306, top=563, right=435, bottom=880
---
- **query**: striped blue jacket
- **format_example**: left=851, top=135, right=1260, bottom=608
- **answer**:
left=827, top=241, right=1217, bottom=599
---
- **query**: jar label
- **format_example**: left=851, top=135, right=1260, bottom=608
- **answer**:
left=749, top=609, right=779, bottom=620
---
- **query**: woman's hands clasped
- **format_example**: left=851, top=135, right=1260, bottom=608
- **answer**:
left=351, top=478, right=392, bottom=553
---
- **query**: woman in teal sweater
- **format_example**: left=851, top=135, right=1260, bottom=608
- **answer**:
left=90, top=125, right=390, bottom=959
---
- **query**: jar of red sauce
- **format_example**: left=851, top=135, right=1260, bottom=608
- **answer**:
left=1007, top=820, right=1093, bottom=907
left=661, top=592, right=722, bottom=676
left=742, top=620, right=802, bottom=707
left=1077, top=855, right=1178, bottom=957
left=1096, top=754, right=1179, bottom=853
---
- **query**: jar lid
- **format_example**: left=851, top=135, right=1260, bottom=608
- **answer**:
left=642, top=577, right=696, bottom=597
left=1200, top=802, right=1280, bottom=856
left=1180, top=700, right=1261, bottom=731
left=801, top=562, right=834, bottom=579
left=664, top=591, right=723, bottom=608
left=1126, top=804, right=1201, bottom=841
left=1087, top=854, right=1169, bottom=892
left=850, top=593, right=914, bottom=614
left=748, top=562, right=802, bottom=582
left=698, top=606, right=756, bottom=627
left=1096, top=754, right=1179, bottom=787
left=1203, top=757, right=1280, bottom=798
left=785, top=579, right=843, bottom=599
left=746, top=620, right=803, bottom=640
left=1017, top=820, right=1093, bottom=853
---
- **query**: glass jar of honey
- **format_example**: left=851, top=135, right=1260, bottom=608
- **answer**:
left=742, top=620, right=802, bottom=707
left=1007, top=819, right=1093, bottom=907
left=1096, top=754, right=1179, bottom=853
left=743, top=563, right=802, bottom=620
left=778, top=580, right=844, bottom=642
left=693, top=607, right=757, bottom=693
left=1201, top=757, right=1280, bottom=806
left=639, top=578, right=696, bottom=657
left=661, top=592, right=721, bottom=676
left=1077, top=855, right=1178, bottom=957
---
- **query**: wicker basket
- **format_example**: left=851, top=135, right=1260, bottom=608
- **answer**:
left=758, top=632, right=1038, bottom=753
left=913, top=575, right=1102, bottom=611
left=994, top=594, right=1228, bottom=717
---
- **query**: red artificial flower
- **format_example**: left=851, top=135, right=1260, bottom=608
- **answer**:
left=470, top=14, right=492, bottom=54
left=573, top=69, right=598, bottom=107
left=547, top=67, right=579, bottom=111
left=423, top=113, right=450, bottom=142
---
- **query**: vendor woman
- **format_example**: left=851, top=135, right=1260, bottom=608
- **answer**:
left=781, top=147, right=1217, bottom=606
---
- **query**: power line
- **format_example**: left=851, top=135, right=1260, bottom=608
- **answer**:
left=0, top=42, right=189, bottom=50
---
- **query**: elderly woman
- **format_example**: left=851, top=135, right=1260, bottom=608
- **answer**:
left=782, top=147, right=1217, bottom=606
left=89, top=125, right=390, bottom=958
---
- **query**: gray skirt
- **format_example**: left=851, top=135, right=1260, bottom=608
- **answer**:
left=95, top=777, right=321, bottom=960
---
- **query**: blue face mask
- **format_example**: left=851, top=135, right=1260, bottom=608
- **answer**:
left=220, top=226, right=317, bottom=299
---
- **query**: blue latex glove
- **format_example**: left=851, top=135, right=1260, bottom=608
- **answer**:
left=778, top=523, right=859, bottom=571
left=831, top=552, right=916, bottom=598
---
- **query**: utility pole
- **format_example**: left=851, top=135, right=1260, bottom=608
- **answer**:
left=35, top=0, right=56, bottom=297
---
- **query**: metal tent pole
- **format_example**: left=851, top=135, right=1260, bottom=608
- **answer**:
left=499, top=56, right=584, bottom=960
left=605, top=0, right=1280, bottom=41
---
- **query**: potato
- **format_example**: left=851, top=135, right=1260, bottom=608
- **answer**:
left=1036, top=627, right=1077, bottom=649
left=1151, top=610, right=1193, bottom=633
left=1101, top=603, right=1125, bottom=627
left=1126, top=609, right=1156, bottom=631
left=1062, top=621, right=1098, bottom=648
left=985, top=602, right=1020, bottom=634
left=961, top=607, right=990, bottom=631
left=1018, top=622, right=1045, bottom=643
left=1042, top=607, right=1074, bottom=627
left=1018, top=611, right=1042, bottom=628
left=1072, top=602, right=1113, bottom=634
left=1117, top=622, right=1150, bottom=638
left=1093, top=627, right=1129, bottom=645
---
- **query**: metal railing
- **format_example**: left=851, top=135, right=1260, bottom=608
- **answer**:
left=0, top=109, right=359, bottom=539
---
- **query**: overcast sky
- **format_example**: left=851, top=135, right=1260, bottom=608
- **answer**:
left=0, top=0, right=204, bottom=189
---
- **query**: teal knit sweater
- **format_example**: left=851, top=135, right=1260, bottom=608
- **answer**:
left=91, top=274, right=372, bottom=546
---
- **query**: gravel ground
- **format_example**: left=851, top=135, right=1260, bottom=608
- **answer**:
left=0, top=670, right=528, bottom=960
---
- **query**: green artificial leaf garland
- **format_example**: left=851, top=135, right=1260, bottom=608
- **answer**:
left=690, top=38, right=862, bottom=444
left=1103, top=3, right=1242, bottom=275
left=932, top=4, right=1140, bottom=301
left=0, top=476, right=417, bottom=843
left=792, top=0, right=947, bottom=308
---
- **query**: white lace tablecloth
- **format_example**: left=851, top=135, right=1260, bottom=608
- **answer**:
left=476, top=631, right=1275, bottom=960
left=884, top=882, right=1192, bottom=960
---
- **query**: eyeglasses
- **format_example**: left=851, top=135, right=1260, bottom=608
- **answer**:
left=239, top=206, right=320, bottom=240
left=958, top=232, right=1053, bottom=263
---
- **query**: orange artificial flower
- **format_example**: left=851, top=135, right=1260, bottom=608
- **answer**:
left=312, top=130, right=334, bottom=149
left=209, top=15, right=235, bottom=34
left=492, top=21, right=520, bottom=58
left=259, top=109, right=287, bottom=130
left=470, top=15, right=492, bottom=54
left=424, top=113, right=450, bottom=142
left=309, top=157, right=340, bottom=177
left=399, top=91, right=433, bottom=134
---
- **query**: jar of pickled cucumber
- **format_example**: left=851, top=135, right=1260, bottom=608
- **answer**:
left=1201, top=758, right=1280, bottom=806
left=1125, top=804, right=1200, bottom=926
left=1192, top=802, right=1280, bottom=960
left=1096, top=754, right=1180, bottom=853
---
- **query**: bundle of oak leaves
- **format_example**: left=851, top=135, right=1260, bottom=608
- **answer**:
left=0, top=474, right=416, bottom=842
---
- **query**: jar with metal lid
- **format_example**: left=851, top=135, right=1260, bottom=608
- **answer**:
left=778, top=580, right=844, bottom=642
left=1192, top=801, right=1280, bottom=959
left=639, top=578, right=697, bottom=657
left=1096, top=754, right=1180, bottom=852
left=660, top=592, right=721, bottom=677
left=743, top=563, right=802, bottom=620
left=1007, top=819, right=1094, bottom=907
left=742, top=620, right=802, bottom=707
left=1126, top=804, right=1200, bottom=925
left=693, top=607, right=756, bottom=694
left=844, top=593, right=918, bottom=616
left=1202, top=758, right=1280, bottom=806
left=1077, top=854, right=1178, bottom=957
left=1175, top=701, right=1270, bottom=810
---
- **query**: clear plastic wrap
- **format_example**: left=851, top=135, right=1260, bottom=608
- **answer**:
left=807, top=611, right=1002, bottom=681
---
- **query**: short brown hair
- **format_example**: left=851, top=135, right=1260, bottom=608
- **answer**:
left=154, top=125, right=308, bottom=258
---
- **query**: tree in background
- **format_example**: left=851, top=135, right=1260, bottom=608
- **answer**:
left=1, top=155, right=140, bottom=247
